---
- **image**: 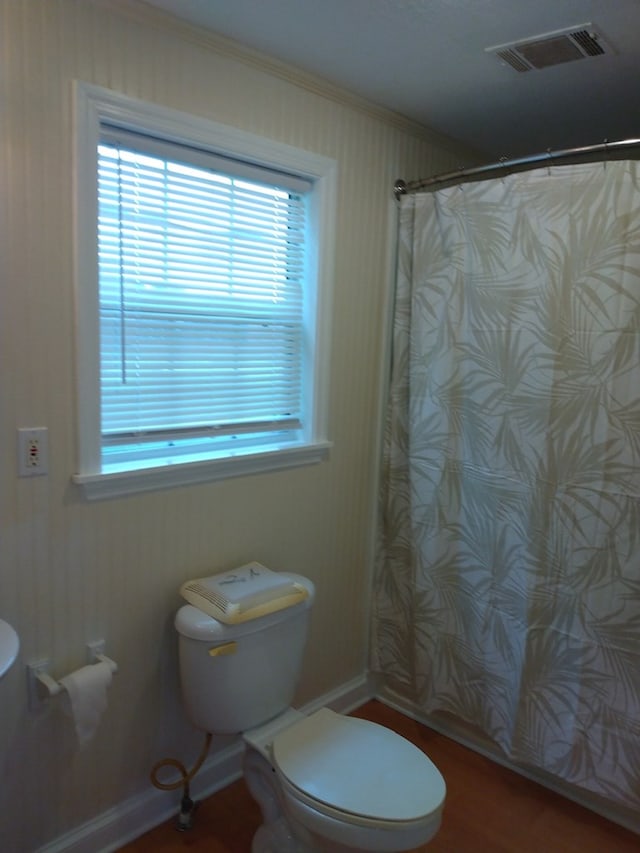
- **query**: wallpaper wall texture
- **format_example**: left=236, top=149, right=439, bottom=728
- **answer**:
left=0, top=1, right=468, bottom=849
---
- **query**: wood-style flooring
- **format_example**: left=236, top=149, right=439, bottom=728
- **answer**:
left=119, top=700, right=639, bottom=852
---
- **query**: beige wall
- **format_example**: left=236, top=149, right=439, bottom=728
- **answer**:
left=0, top=1, right=471, bottom=848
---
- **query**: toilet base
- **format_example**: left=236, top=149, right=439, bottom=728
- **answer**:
left=251, top=821, right=363, bottom=853
left=244, top=749, right=318, bottom=853
left=251, top=817, right=310, bottom=853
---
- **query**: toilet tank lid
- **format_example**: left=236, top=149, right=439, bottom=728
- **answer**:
left=179, top=564, right=314, bottom=626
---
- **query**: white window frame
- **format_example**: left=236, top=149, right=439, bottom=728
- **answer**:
left=72, top=82, right=335, bottom=499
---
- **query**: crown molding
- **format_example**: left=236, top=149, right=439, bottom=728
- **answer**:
left=88, top=0, right=472, bottom=156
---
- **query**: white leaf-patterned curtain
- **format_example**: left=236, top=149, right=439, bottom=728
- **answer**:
left=372, top=160, right=640, bottom=810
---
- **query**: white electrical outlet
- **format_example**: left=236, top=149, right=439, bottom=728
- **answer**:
left=17, top=427, right=49, bottom=477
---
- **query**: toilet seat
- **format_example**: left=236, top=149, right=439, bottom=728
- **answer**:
left=271, top=708, right=446, bottom=828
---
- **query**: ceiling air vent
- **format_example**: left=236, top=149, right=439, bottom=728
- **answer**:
left=487, top=24, right=613, bottom=73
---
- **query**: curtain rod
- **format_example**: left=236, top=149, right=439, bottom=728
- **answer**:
left=394, top=137, right=640, bottom=199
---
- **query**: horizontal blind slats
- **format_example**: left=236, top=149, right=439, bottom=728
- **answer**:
left=98, top=137, right=307, bottom=453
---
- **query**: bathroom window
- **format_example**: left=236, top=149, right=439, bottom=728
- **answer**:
left=73, top=84, right=335, bottom=499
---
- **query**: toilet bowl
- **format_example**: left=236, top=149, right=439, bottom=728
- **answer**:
left=243, top=707, right=446, bottom=853
left=175, top=563, right=446, bottom=852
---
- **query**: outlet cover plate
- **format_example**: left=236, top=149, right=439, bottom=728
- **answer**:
left=17, top=427, right=49, bottom=477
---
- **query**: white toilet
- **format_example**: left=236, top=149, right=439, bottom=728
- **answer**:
left=175, top=563, right=446, bottom=852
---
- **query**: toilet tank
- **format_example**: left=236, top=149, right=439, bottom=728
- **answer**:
left=175, top=567, right=315, bottom=734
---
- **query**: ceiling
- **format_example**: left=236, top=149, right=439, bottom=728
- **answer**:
left=139, top=0, right=640, bottom=159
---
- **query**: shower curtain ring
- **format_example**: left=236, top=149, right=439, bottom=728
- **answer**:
left=394, top=179, right=407, bottom=201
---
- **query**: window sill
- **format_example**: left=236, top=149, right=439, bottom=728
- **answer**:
left=72, top=441, right=332, bottom=500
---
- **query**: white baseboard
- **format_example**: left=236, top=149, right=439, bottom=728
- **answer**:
left=303, top=673, right=374, bottom=717
left=35, top=675, right=375, bottom=853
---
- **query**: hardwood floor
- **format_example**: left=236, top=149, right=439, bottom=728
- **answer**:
left=119, top=700, right=639, bottom=852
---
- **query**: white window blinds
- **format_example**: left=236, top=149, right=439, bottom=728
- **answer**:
left=97, top=128, right=310, bottom=462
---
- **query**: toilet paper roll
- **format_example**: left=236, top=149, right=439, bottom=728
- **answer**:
left=61, top=661, right=113, bottom=747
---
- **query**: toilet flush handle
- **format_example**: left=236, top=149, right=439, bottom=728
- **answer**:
left=208, top=642, right=237, bottom=657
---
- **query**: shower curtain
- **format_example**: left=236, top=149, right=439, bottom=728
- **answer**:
left=372, top=159, right=640, bottom=811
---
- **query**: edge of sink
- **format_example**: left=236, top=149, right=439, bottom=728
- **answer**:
left=0, top=620, right=20, bottom=678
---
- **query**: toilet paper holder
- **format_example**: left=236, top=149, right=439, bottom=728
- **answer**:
left=27, top=640, right=118, bottom=708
